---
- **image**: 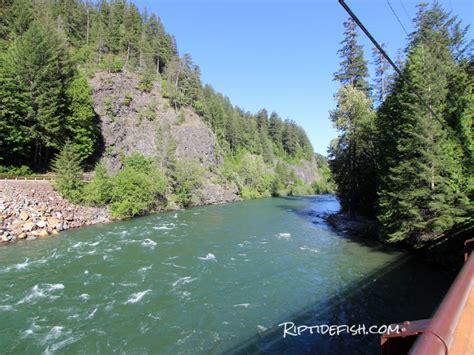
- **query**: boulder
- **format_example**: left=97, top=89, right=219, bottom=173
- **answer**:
left=32, top=229, right=49, bottom=238
left=23, top=221, right=36, bottom=232
left=36, top=220, right=48, bottom=228
left=18, top=233, right=27, bottom=239
left=19, top=210, right=29, bottom=221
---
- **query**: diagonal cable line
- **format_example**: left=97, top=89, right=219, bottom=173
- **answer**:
left=386, top=0, right=409, bottom=36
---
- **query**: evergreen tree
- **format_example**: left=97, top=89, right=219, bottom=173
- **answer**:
left=7, top=21, right=74, bottom=168
left=376, top=2, right=472, bottom=242
left=66, top=73, right=99, bottom=163
left=333, top=18, right=370, bottom=94
left=372, top=44, right=391, bottom=105
left=52, top=141, right=84, bottom=202
left=329, top=86, right=376, bottom=216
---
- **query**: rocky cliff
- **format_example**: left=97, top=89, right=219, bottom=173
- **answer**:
left=89, top=71, right=238, bottom=204
left=88, top=71, right=323, bottom=204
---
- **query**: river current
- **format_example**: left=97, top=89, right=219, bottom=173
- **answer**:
left=0, top=196, right=453, bottom=354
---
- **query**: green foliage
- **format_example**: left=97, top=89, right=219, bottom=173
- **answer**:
left=66, top=73, right=99, bottom=162
left=52, top=142, right=84, bottom=203
left=0, top=0, right=321, bottom=216
left=106, top=56, right=124, bottom=73
left=123, top=92, right=133, bottom=107
left=329, top=2, right=473, bottom=245
left=108, top=154, right=167, bottom=219
left=176, top=111, right=186, bottom=125
left=104, top=97, right=115, bottom=119
left=328, top=85, right=377, bottom=216
left=170, top=160, right=204, bottom=207
left=138, top=98, right=158, bottom=122
left=137, top=74, right=154, bottom=93
left=334, top=18, right=370, bottom=93
left=82, top=162, right=112, bottom=207
left=0, top=165, right=33, bottom=176
left=0, top=20, right=75, bottom=168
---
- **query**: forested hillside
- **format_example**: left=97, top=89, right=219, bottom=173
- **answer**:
left=329, top=2, right=473, bottom=245
left=0, top=0, right=327, bottom=219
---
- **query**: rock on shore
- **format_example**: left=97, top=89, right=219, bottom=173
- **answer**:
left=0, top=180, right=109, bottom=245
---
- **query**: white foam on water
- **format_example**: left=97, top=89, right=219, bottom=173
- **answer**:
left=300, top=246, right=319, bottom=253
left=72, top=242, right=82, bottom=249
left=147, top=313, right=160, bottom=320
left=1, top=257, right=49, bottom=273
left=197, top=253, right=216, bottom=261
left=86, top=307, right=98, bottom=319
left=257, top=325, right=267, bottom=332
left=177, top=291, right=191, bottom=300
left=138, top=265, right=152, bottom=273
left=44, top=336, right=80, bottom=354
left=141, top=239, right=157, bottom=249
left=153, top=222, right=176, bottom=230
left=79, top=293, right=90, bottom=301
left=167, top=256, right=179, bottom=260
left=119, top=282, right=137, bottom=287
left=0, top=305, right=14, bottom=312
left=233, top=303, right=250, bottom=308
left=172, top=276, right=197, bottom=288
left=104, top=246, right=122, bottom=253
left=42, top=326, right=64, bottom=344
left=162, top=262, right=187, bottom=269
left=21, top=329, right=34, bottom=338
left=124, top=290, right=152, bottom=304
left=277, top=233, right=291, bottom=239
left=17, top=284, right=64, bottom=305
left=84, top=270, right=89, bottom=275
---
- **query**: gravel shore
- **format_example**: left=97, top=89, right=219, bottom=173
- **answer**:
left=0, top=180, right=109, bottom=245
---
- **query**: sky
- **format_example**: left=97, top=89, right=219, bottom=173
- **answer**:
left=134, top=0, right=473, bottom=155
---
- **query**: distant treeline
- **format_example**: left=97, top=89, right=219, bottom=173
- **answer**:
left=330, top=2, right=473, bottom=243
left=0, top=0, right=313, bottom=170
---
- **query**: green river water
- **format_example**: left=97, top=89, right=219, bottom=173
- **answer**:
left=0, top=196, right=453, bottom=354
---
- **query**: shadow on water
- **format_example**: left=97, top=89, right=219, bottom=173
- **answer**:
left=225, top=197, right=455, bottom=355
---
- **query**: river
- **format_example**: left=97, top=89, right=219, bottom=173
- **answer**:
left=0, top=196, right=454, bottom=354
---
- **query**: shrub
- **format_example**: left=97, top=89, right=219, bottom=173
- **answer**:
left=83, top=162, right=112, bottom=206
left=176, top=111, right=185, bottom=125
left=138, top=98, right=158, bottom=122
left=108, top=154, right=167, bottom=219
left=104, top=97, right=115, bottom=119
left=240, top=186, right=261, bottom=200
left=108, top=56, right=124, bottom=73
left=0, top=165, right=33, bottom=176
left=52, top=142, right=84, bottom=203
left=291, top=182, right=313, bottom=196
left=193, top=100, right=206, bottom=116
left=123, top=92, right=133, bottom=107
left=170, top=159, right=204, bottom=208
left=137, top=74, right=154, bottom=93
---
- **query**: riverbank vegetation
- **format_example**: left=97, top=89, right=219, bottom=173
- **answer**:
left=0, top=0, right=333, bottom=219
left=330, top=2, right=472, bottom=245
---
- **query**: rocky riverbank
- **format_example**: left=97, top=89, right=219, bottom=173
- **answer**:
left=0, top=180, right=110, bottom=245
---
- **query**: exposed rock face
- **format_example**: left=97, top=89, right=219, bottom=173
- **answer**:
left=288, top=158, right=322, bottom=184
left=89, top=71, right=222, bottom=171
left=171, top=109, right=223, bottom=167
left=0, top=181, right=109, bottom=245
left=201, top=181, right=240, bottom=205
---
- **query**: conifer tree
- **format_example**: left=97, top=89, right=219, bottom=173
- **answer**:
left=333, top=18, right=370, bottom=94
left=376, top=2, right=472, bottom=242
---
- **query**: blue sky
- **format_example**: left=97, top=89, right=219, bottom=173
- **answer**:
left=134, top=0, right=473, bottom=154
